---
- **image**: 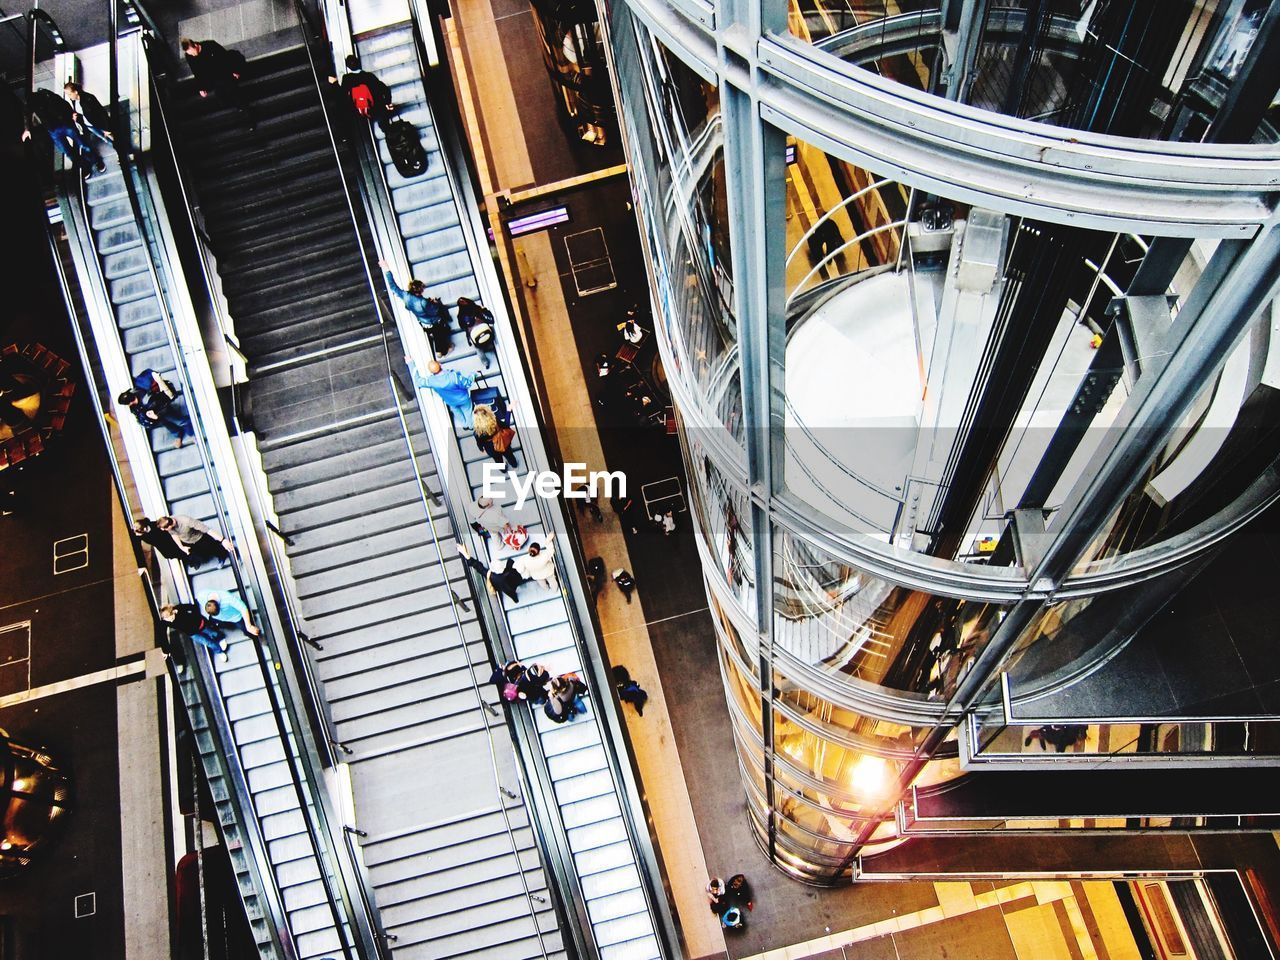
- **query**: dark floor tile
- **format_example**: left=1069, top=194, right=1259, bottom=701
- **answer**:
left=890, top=905, right=1018, bottom=959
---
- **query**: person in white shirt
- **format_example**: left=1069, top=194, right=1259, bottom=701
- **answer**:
left=513, top=533, right=558, bottom=590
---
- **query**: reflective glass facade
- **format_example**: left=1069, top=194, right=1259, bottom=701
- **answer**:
left=602, top=0, right=1280, bottom=881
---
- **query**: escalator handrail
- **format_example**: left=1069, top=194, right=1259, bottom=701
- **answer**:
left=44, top=159, right=297, bottom=960
left=102, top=25, right=365, bottom=960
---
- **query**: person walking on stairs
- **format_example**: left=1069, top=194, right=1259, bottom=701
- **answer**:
left=457, top=298, right=497, bottom=369
left=519, top=663, right=552, bottom=704
left=473, top=404, right=518, bottom=471
left=133, top=516, right=186, bottom=560
left=383, top=261, right=455, bottom=356
left=513, top=534, right=559, bottom=591
left=544, top=673, right=588, bottom=724
left=470, top=495, right=514, bottom=542
left=156, top=514, right=232, bottom=565
left=198, top=588, right=261, bottom=638
left=118, top=373, right=192, bottom=447
left=489, top=659, right=525, bottom=702
left=457, top=542, right=526, bottom=602
left=181, top=37, right=255, bottom=128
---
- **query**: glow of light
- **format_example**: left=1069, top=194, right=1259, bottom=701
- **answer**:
left=849, top=755, right=891, bottom=797
left=10, top=779, right=26, bottom=793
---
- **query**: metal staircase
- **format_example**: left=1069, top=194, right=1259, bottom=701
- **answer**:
left=149, top=24, right=568, bottom=960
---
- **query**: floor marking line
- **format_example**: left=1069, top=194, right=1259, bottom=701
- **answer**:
left=0, top=660, right=147, bottom=709
left=601, top=606, right=710, bottom=637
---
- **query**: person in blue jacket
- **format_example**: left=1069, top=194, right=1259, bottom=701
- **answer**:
left=380, top=260, right=454, bottom=356
left=407, top=355, right=476, bottom=428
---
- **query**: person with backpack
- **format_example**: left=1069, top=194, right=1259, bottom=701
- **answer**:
left=328, top=55, right=395, bottom=128
left=21, top=87, right=102, bottom=174
left=457, top=298, right=497, bottom=369
left=612, top=665, right=649, bottom=717
left=488, top=659, right=525, bottom=702
left=544, top=674, right=587, bottom=724
left=118, top=378, right=193, bottom=448
left=519, top=663, right=552, bottom=704
left=382, top=260, right=455, bottom=356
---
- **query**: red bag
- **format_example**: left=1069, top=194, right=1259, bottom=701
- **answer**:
left=502, top=682, right=520, bottom=702
left=349, top=83, right=374, bottom=117
left=491, top=426, right=516, bottom=453
left=502, top=524, right=528, bottom=550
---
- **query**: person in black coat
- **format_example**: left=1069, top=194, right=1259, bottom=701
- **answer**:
left=612, top=665, right=648, bottom=716
left=518, top=663, right=551, bottom=704
left=134, top=516, right=186, bottom=560
left=63, top=82, right=113, bottom=146
left=21, top=87, right=100, bottom=173
left=159, top=602, right=229, bottom=659
left=181, top=37, right=253, bottom=124
left=328, top=55, right=395, bottom=128
left=457, top=542, right=526, bottom=602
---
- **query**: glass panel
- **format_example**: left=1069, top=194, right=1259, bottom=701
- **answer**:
left=628, top=34, right=743, bottom=440
left=784, top=137, right=907, bottom=305
left=973, top=716, right=1280, bottom=760
left=772, top=664, right=962, bottom=767
left=711, top=590, right=758, bottom=671
left=783, top=1, right=1279, bottom=144
left=689, top=441, right=756, bottom=610
left=721, top=645, right=763, bottom=737
left=786, top=0, right=942, bottom=60
left=773, top=524, right=1008, bottom=697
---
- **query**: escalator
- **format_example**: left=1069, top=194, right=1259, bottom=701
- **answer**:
left=143, top=19, right=569, bottom=960
left=341, top=9, right=674, bottom=958
left=55, top=136, right=361, bottom=960
left=36, top=10, right=384, bottom=956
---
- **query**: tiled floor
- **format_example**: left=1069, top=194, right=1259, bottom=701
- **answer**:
left=740, top=880, right=1143, bottom=960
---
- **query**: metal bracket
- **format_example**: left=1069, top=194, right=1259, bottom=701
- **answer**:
left=1111, top=294, right=1176, bottom=381
left=1009, top=508, right=1051, bottom=571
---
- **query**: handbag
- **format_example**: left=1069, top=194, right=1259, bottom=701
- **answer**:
left=502, top=524, right=528, bottom=550
left=491, top=425, right=516, bottom=453
left=502, top=682, right=521, bottom=702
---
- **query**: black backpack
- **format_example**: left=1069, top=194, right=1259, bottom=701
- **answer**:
left=385, top=119, right=427, bottom=178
